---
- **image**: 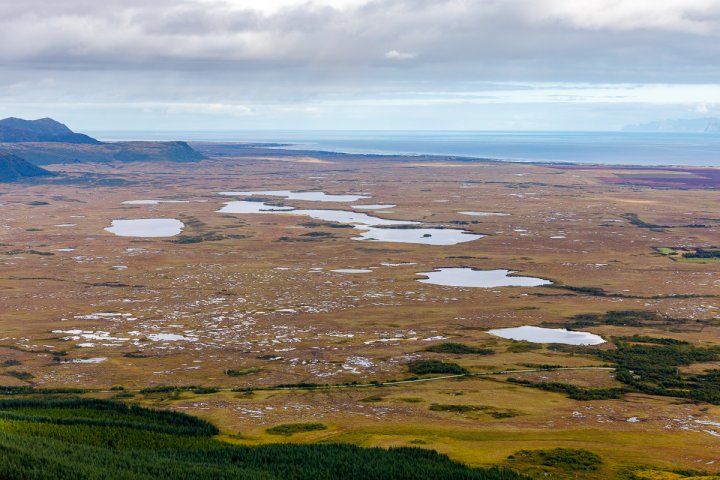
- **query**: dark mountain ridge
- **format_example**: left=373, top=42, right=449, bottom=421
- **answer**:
left=0, top=117, right=205, bottom=164
left=0, top=141, right=205, bottom=165
left=0, top=117, right=101, bottom=144
left=0, top=152, right=55, bottom=182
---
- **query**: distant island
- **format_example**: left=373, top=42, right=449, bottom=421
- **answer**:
left=622, top=117, right=720, bottom=133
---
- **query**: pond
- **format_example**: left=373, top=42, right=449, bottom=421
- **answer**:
left=219, top=190, right=368, bottom=202
left=416, top=268, right=551, bottom=287
left=357, top=227, right=483, bottom=245
left=352, top=204, right=396, bottom=210
left=218, top=201, right=483, bottom=245
left=487, top=326, right=606, bottom=345
left=105, top=219, right=184, bottom=237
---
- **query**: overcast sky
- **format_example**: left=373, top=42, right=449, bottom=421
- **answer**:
left=1, top=0, right=719, bottom=131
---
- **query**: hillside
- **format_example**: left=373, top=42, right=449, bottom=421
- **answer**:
left=0, top=152, right=55, bottom=182
left=0, top=141, right=205, bottom=165
left=0, top=117, right=100, bottom=144
left=622, top=117, right=720, bottom=133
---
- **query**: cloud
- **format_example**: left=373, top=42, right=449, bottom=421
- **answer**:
left=1, top=0, right=719, bottom=129
left=529, top=0, right=720, bottom=33
left=2, top=0, right=719, bottom=77
left=695, top=102, right=713, bottom=114
left=384, top=50, right=417, bottom=60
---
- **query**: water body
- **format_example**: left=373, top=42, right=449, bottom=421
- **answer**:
left=488, top=326, right=606, bottom=345
left=122, top=200, right=191, bottom=205
left=64, top=357, right=107, bottom=364
left=218, top=201, right=294, bottom=214
left=105, top=219, right=185, bottom=237
left=330, top=269, right=373, bottom=273
left=94, top=130, right=720, bottom=166
left=416, top=268, right=551, bottom=287
left=217, top=200, right=482, bottom=245
left=352, top=204, right=396, bottom=210
left=459, top=211, right=509, bottom=217
left=219, top=190, right=368, bottom=202
left=146, top=333, right=198, bottom=342
left=358, top=227, right=483, bottom=245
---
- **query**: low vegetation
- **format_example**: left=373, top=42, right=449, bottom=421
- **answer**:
left=225, top=367, right=263, bottom=377
left=656, top=246, right=720, bottom=262
left=266, top=422, right=328, bottom=436
left=513, top=335, right=720, bottom=404
left=601, top=336, right=720, bottom=404
left=423, top=343, right=494, bottom=355
left=507, top=448, right=602, bottom=477
left=621, top=213, right=670, bottom=230
left=563, top=310, right=675, bottom=329
left=429, top=404, right=520, bottom=419
left=170, top=232, right=248, bottom=244
left=506, top=342, right=542, bottom=353
left=406, top=360, right=468, bottom=375
left=506, top=379, right=627, bottom=401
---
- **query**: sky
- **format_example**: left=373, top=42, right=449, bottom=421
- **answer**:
left=1, top=0, right=719, bottom=131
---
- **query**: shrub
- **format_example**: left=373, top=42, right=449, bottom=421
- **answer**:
left=508, top=448, right=602, bottom=471
left=266, top=422, right=327, bottom=436
left=407, top=360, right=468, bottom=375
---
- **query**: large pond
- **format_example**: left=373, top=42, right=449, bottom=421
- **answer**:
left=105, top=219, right=185, bottom=237
left=416, top=268, right=552, bottom=287
left=218, top=200, right=482, bottom=245
left=487, top=326, right=606, bottom=345
left=358, top=227, right=483, bottom=245
left=218, top=201, right=295, bottom=214
left=219, top=190, right=368, bottom=202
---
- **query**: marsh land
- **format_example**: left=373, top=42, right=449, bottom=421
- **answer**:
left=1, top=143, right=719, bottom=478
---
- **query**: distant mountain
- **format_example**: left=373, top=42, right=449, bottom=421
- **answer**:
left=623, top=117, right=720, bottom=133
left=0, top=117, right=101, bottom=144
left=0, top=141, right=205, bottom=165
left=0, top=152, right=55, bottom=182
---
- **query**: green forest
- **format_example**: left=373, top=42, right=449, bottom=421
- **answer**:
left=0, top=398, right=528, bottom=479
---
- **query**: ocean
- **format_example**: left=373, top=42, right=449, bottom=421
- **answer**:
left=90, top=130, right=720, bottom=167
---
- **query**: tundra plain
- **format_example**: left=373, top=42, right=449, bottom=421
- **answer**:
left=1, top=149, right=719, bottom=478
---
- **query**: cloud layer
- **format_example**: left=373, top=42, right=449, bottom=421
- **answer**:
left=1, top=0, right=719, bottom=129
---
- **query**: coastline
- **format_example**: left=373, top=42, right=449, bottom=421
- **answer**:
left=90, top=130, right=720, bottom=168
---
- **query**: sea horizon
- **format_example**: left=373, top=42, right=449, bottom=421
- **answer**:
left=89, top=130, right=720, bottom=167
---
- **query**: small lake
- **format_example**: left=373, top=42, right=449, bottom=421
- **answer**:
left=218, top=201, right=415, bottom=225
left=416, top=268, right=552, bottom=287
left=105, top=219, right=185, bottom=237
left=218, top=190, right=368, bottom=202
left=352, top=204, right=396, bottom=210
left=293, top=208, right=417, bottom=226
left=64, top=357, right=107, bottom=364
left=218, top=201, right=294, bottom=214
left=122, top=200, right=192, bottom=205
left=218, top=201, right=483, bottom=245
left=357, top=227, right=483, bottom=245
left=487, top=326, right=606, bottom=345
left=146, top=333, right=198, bottom=342
left=459, top=211, right=509, bottom=217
